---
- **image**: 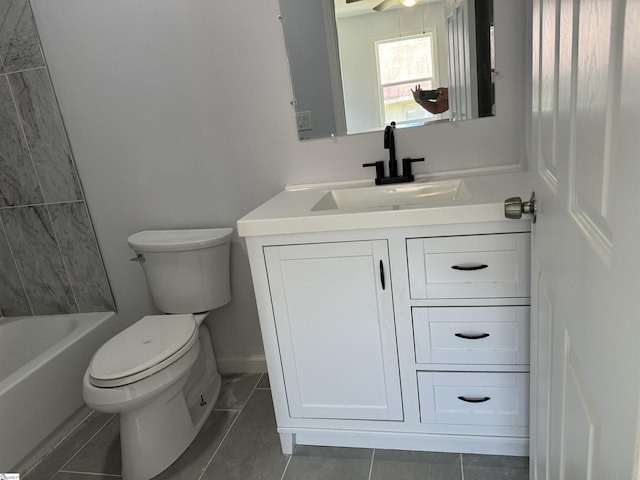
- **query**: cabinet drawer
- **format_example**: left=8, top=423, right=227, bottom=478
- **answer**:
left=417, top=372, right=529, bottom=427
left=413, top=307, right=530, bottom=365
left=407, top=233, right=530, bottom=299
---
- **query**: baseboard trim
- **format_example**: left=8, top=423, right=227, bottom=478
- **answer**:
left=285, top=427, right=529, bottom=457
left=216, top=355, right=267, bottom=374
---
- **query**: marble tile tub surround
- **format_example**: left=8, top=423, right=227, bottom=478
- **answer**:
left=0, top=0, right=114, bottom=316
left=0, top=0, right=44, bottom=74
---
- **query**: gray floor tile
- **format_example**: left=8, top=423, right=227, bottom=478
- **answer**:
left=256, top=372, right=270, bottom=389
left=154, top=409, right=237, bottom=480
left=462, top=454, right=529, bottom=480
left=25, top=388, right=531, bottom=480
left=371, top=450, right=462, bottom=480
left=283, top=446, right=372, bottom=480
left=23, top=412, right=113, bottom=480
left=53, top=473, right=117, bottom=480
left=201, top=389, right=289, bottom=480
left=61, top=415, right=120, bottom=475
left=215, top=373, right=262, bottom=410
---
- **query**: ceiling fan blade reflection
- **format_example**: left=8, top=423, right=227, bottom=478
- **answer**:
left=373, top=0, right=396, bottom=12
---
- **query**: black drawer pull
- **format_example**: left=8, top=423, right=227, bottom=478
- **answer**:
left=451, top=264, right=488, bottom=271
left=455, top=332, right=490, bottom=340
left=458, top=396, right=491, bottom=403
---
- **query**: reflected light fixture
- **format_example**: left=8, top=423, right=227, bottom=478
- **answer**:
left=401, top=0, right=418, bottom=6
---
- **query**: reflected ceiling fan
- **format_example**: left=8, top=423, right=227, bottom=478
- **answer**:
left=346, top=0, right=418, bottom=12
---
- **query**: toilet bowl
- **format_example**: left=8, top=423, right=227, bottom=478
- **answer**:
left=83, top=228, right=233, bottom=480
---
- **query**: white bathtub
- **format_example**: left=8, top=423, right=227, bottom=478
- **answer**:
left=0, top=312, right=120, bottom=470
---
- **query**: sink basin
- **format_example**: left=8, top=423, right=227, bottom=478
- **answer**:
left=311, top=179, right=471, bottom=212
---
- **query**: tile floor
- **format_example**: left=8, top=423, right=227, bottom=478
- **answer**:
left=23, top=374, right=529, bottom=480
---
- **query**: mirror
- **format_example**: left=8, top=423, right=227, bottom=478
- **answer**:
left=279, top=0, right=495, bottom=140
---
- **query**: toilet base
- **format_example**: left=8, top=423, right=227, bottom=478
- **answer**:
left=119, top=324, right=221, bottom=480
left=185, top=324, right=221, bottom=431
left=120, top=385, right=195, bottom=480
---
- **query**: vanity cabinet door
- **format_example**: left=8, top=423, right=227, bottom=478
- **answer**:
left=264, top=241, right=403, bottom=421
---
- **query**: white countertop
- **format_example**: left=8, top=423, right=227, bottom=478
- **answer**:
left=237, top=171, right=532, bottom=237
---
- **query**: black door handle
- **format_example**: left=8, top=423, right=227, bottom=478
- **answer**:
left=379, top=260, right=385, bottom=290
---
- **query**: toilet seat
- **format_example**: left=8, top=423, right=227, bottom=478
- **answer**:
left=89, top=314, right=198, bottom=388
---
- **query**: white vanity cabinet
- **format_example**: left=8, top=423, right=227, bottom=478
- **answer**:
left=263, top=240, right=403, bottom=421
left=243, top=214, right=531, bottom=457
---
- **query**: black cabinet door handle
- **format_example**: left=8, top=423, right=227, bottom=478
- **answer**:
left=451, top=264, right=488, bottom=271
left=379, top=260, right=385, bottom=290
left=457, top=396, right=491, bottom=403
left=455, top=332, right=490, bottom=340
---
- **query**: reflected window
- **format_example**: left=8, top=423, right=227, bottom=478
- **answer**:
left=375, top=34, right=439, bottom=126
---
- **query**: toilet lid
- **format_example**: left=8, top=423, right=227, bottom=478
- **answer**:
left=89, top=314, right=198, bottom=387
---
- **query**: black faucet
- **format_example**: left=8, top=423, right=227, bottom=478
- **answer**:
left=384, top=122, right=398, bottom=178
left=363, top=122, right=425, bottom=185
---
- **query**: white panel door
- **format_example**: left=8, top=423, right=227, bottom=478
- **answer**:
left=528, top=0, right=640, bottom=479
left=264, top=240, right=403, bottom=421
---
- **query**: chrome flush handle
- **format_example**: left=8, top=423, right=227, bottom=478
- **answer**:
left=130, top=253, right=145, bottom=263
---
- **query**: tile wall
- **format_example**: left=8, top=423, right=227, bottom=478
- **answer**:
left=0, top=0, right=114, bottom=316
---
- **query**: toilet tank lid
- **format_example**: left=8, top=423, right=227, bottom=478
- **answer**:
left=128, top=228, right=233, bottom=252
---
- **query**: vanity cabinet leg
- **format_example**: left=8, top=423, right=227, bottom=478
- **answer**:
left=279, top=432, right=296, bottom=455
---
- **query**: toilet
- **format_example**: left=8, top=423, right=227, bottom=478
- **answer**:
left=82, top=228, right=233, bottom=480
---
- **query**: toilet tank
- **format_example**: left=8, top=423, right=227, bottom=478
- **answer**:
left=128, top=228, right=233, bottom=314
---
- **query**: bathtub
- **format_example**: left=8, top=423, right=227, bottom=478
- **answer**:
left=0, top=312, right=121, bottom=471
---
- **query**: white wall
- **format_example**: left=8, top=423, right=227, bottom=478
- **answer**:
left=30, top=0, right=530, bottom=368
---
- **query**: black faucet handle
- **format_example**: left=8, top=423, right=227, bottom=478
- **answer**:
left=401, top=157, right=425, bottom=180
left=363, top=161, right=386, bottom=185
